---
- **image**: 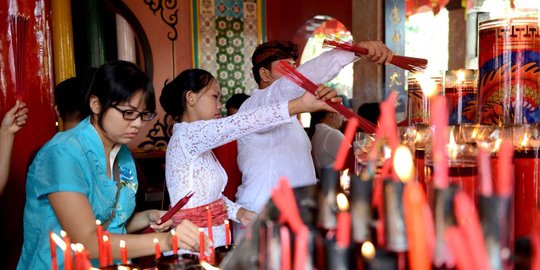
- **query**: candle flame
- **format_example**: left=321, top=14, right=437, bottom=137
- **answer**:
left=494, top=138, right=503, bottom=152
left=393, top=145, right=414, bottom=183
left=171, top=229, right=176, bottom=236
left=471, top=127, right=479, bottom=140
left=201, top=261, right=221, bottom=270
left=456, top=70, right=466, bottom=84
left=416, top=72, right=438, bottom=97
left=96, top=220, right=102, bottom=226
left=336, top=193, right=349, bottom=211
left=120, top=240, right=126, bottom=248
left=361, top=241, right=376, bottom=260
left=153, top=238, right=159, bottom=244
left=447, top=129, right=458, bottom=160
left=521, top=133, right=530, bottom=148
left=117, top=266, right=131, bottom=270
left=103, top=235, right=109, bottom=243
left=340, top=169, right=350, bottom=191
left=60, top=230, right=67, bottom=238
left=50, top=232, right=67, bottom=251
left=71, top=243, right=84, bottom=253
left=224, top=220, right=229, bottom=225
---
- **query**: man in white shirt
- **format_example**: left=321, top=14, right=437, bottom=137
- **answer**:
left=234, top=40, right=392, bottom=240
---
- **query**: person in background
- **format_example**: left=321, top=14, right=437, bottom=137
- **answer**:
left=159, top=68, right=342, bottom=248
left=224, top=93, right=250, bottom=116
left=234, top=40, right=393, bottom=240
left=54, top=70, right=95, bottom=131
left=18, top=61, right=211, bottom=269
left=309, top=110, right=345, bottom=177
left=356, top=102, right=380, bottom=126
left=216, top=93, right=250, bottom=201
left=0, top=101, right=28, bottom=194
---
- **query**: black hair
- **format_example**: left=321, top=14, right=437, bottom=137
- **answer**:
left=357, top=102, right=381, bottom=125
left=54, top=77, right=85, bottom=120
left=85, top=60, right=155, bottom=130
left=160, top=68, right=215, bottom=121
left=307, top=110, right=330, bottom=139
left=225, top=93, right=250, bottom=110
left=251, top=40, right=299, bottom=85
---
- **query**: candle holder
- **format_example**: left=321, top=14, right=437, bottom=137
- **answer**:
left=478, top=9, right=540, bottom=125
left=350, top=173, right=373, bottom=244
left=382, top=179, right=407, bottom=252
left=323, top=237, right=353, bottom=270
left=406, top=72, right=443, bottom=126
left=155, top=254, right=201, bottom=270
left=433, top=186, right=458, bottom=268
left=443, top=69, right=478, bottom=125
left=100, top=264, right=140, bottom=270
left=425, top=125, right=479, bottom=206
left=318, top=166, right=339, bottom=229
left=478, top=195, right=512, bottom=270
left=214, top=245, right=235, bottom=266
left=513, top=124, right=540, bottom=239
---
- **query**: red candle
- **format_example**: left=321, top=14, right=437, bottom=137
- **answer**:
left=102, top=235, right=111, bottom=266
left=430, top=96, right=449, bottom=189
left=336, top=193, right=351, bottom=247
left=280, top=226, right=291, bottom=270
left=119, top=240, right=128, bottom=264
left=403, top=181, right=431, bottom=270
left=496, top=140, right=512, bottom=197
left=60, top=231, right=72, bottom=270
left=49, top=232, right=58, bottom=270
left=478, top=149, right=493, bottom=196
left=206, top=206, right=214, bottom=262
left=171, top=229, right=178, bottom=255
left=334, top=117, right=359, bottom=171
left=153, top=238, right=161, bottom=259
left=72, top=244, right=81, bottom=270
left=445, top=227, right=475, bottom=270
left=224, top=220, right=231, bottom=246
left=95, top=220, right=104, bottom=267
left=294, top=227, right=309, bottom=270
left=454, top=192, right=489, bottom=269
left=199, top=228, right=205, bottom=262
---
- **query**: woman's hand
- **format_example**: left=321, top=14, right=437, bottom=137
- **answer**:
left=356, top=41, right=393, bottom=65
left=1, top=100, right=28, bottom=135
left=147, top=210, right=172, bottom=232
left=237, top=207, right=257, bottom=227
left=171, top=220, right=213, bottom=253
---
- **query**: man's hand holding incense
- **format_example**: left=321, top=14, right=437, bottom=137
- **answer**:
left=356, top=41, right=393, bottom=65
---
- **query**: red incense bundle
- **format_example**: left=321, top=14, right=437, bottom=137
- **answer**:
left=143, top=192, right=194, bottom=233
left=323, top=38, right=428, bottom=72
left=274, top=60, right=377, bottom=133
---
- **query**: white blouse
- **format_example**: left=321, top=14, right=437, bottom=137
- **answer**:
left=311, top=123, right=345, bottom=176
left=235, top=49, right=357, bottom=218
left=165, top=101, right=291, bottom=248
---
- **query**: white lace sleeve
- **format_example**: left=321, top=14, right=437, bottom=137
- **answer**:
left=260, top=49, right=358, bottom=102
left=178, top=100, right=291, bottom=158
left=222, top=195, right=241, bottom=222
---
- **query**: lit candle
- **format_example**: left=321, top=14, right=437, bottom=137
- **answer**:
left=403, top=178, right=431, bottom=270
left=49, top=232, right=58, bottom=270
left=60, top=230, right=72, bottom=270
left=102, top=235, right=111, bottom=266
left=171, top=229, right=178, bottom=255
left=71, top=244, right=81, bottom=270
left=153, top=238, right=161, bottom=259
left=119, top=240, right=128, bottom=265
left=336, top=193, right=351, bottom=247
left=199, top=228, right=205, bottom=262
left=361, top=241, right=376, bottom=260
left=224, top=220, right=231, bottom=246
left=95, top=220, right=104, bottom=267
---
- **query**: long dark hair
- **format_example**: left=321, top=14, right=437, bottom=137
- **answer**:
left=160, top=68, right=216, bottom=121
left=85, top=60, right=155, bottom=129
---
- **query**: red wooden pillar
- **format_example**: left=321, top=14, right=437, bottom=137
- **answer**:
left=0, top=0, right=56, bottom=268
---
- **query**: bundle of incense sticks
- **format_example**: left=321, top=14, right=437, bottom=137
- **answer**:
left=322, top=38, right=428, bottom=72
left=274, top=60, right=377, bottom=133
left=143, top=191, right=194, bottom=233
left=9, top=14, right=30, bottom=99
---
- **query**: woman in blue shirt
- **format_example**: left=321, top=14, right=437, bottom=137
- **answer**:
left=18, top=61, right=211, bottom=269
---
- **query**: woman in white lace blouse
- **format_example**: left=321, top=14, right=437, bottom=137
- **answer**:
left=159, top=69, right=342, bottom=250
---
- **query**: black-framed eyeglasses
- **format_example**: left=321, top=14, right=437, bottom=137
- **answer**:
left=112, top=105, right=157, bottom=121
